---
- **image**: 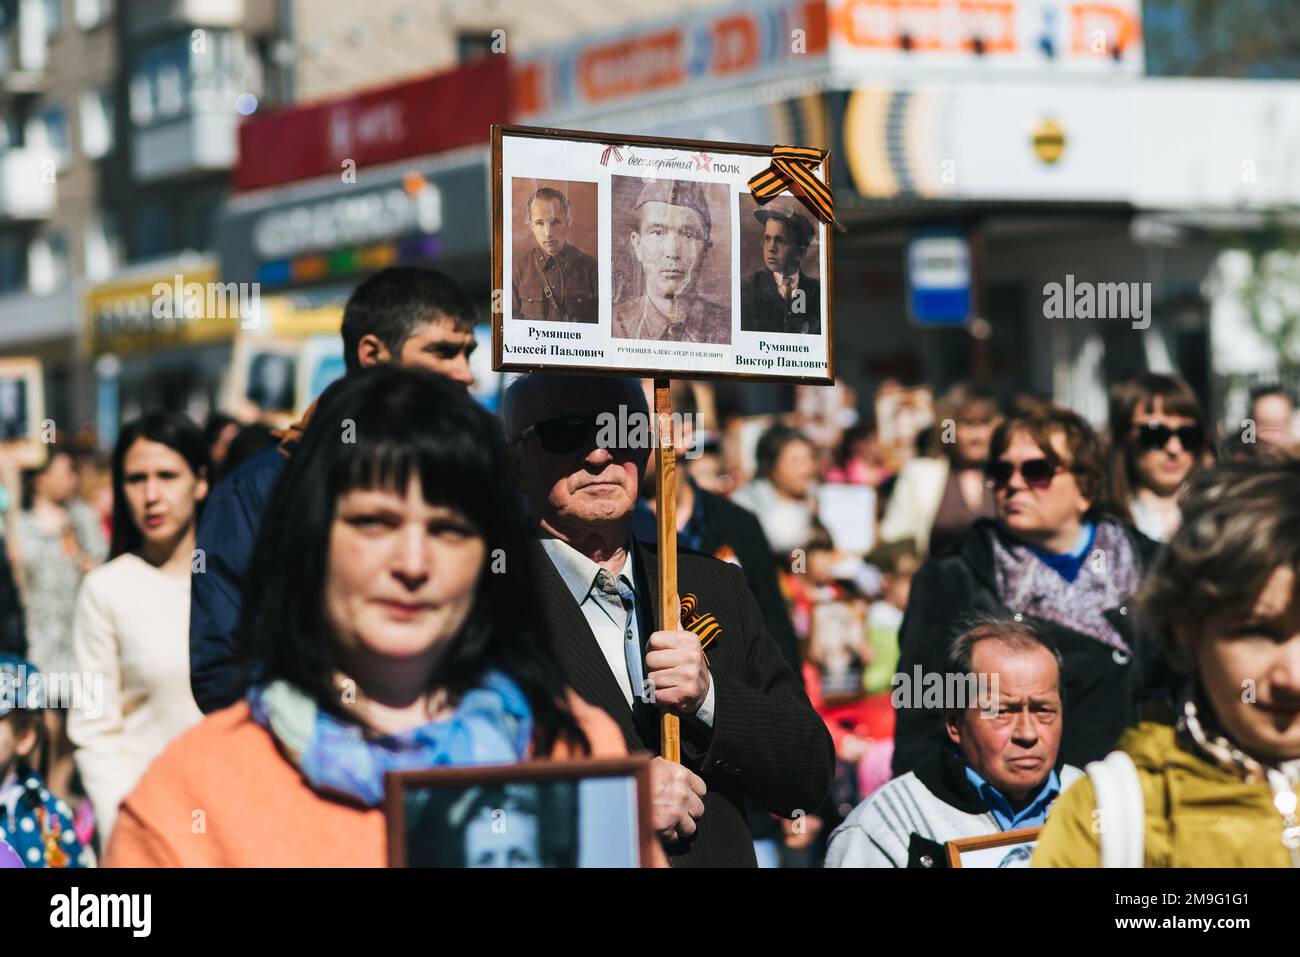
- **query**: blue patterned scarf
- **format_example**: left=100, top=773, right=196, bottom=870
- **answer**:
left=247, top=670, right=534, bottom=807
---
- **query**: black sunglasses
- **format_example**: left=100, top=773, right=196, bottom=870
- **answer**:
left=1131, top=422, right=1203, bottom=453
left=516, top=415, right=601, bottom=454
left=985, top=457, right=1064, bottom=491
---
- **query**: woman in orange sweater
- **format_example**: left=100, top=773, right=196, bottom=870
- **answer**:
left=106, top=365, right=646, bottom=867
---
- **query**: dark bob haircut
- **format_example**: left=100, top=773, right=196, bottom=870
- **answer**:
left=110, top=412, right=210, bottom=559
left=237, top=364, right=587, bottom=754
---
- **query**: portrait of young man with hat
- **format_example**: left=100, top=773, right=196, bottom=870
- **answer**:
left=611, top=178, right=731, bottom=345
left=740, top=198, right=822, bottom=336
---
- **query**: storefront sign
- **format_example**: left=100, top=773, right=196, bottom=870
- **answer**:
left=513, top=0, right=828, bottom=122
left=907, top=232, right=971, bottom=325
left=85, top=263, right=241, bottom=356
left=235, top=57, right=508, bottom=192
left=218, top=161, right=489, bottom=288
left=827, top=0, right=1144, bottom=74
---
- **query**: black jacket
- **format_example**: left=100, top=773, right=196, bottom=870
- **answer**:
left=632, top=486, right=800, bottom=673
left=531, top=537, right=834, bottom=867
left=740, top=269, right=822, bottom=335
left=891, top=518, right=1165, bottom=778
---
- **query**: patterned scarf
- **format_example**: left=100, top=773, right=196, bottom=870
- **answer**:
left=1177, top=688, right=1300, bottom=866
left=992, top=518, right=1140, bottom=653
left=247, top=671, right=534, bottom=807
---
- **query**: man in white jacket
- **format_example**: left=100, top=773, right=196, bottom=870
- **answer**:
left=826, top=616, right=1081, bottom=867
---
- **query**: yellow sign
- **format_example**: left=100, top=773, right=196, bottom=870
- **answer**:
left=1032, top=119, right=1066, bottom=164
left=85, top=265, right=242, bottom=356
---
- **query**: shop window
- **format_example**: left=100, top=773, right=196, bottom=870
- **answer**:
left=27, top=230, right=69, bottom=294
left=457, top=31, right=496, bottom=63
left=83, top=212, right=120, bottom=281
left=43, top=0, right=62, bottom=39
left=26, top=103, right=71, bottom=169
left=79, top=86, right=114, bottom=159
left=74, top=0, right=112, bottom=30
left=0, top=234, right=23, bottom=293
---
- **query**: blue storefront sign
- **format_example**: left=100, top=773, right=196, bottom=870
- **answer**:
left=907, top=231, right=972, bottom=326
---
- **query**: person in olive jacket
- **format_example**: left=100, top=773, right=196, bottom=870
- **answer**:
left=891, top=406, right=1167, bottom=778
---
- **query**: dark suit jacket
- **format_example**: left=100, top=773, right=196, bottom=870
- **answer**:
left=530, top=537, right=834, bottom=867
left=631, top=486, right=800, bottom=674
left=740, top=269, right=821, bottom=335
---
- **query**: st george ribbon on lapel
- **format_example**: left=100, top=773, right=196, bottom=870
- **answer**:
left=680, top=593, right=722, bottom=660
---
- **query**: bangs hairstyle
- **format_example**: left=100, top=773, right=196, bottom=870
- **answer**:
left=237, top=365, right=587, bottom=755
left=110, top=413, right=210, bottom=559
left=1136, top=459, right=1300, bottom=673
left=989, top=407, right=1104, bottom=511
left=1104, top=373, right=1213, bottom=525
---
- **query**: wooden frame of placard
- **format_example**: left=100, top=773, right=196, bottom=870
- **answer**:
left=384, top=756, right=655, bottom=868
left=945, top=826, right=1043, bottom=868
left=491, top=124, right=834, bottom=384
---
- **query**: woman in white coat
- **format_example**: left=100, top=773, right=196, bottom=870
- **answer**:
left=68, top=413, right=209, bottom=847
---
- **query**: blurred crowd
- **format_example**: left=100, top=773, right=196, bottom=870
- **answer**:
left=2, top=264, right=1299, bottom=869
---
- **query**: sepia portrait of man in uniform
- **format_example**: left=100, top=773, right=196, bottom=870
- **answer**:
left=739, top=198, right=821, bottom=336
left=611, top=178, right=730, bottom=345
left=512, top=185, right=599, bottom=323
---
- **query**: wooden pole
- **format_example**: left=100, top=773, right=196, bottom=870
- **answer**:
left=653, top=378, right=681, bottom=763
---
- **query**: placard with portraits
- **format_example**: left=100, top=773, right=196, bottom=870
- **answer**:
left=0, top=358, right=46, bottom=469
left=492, top=125, right=833, bottom=383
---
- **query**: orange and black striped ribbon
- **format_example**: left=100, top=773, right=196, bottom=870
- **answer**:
left=747, top=145, right=834, bottom=224
left=679, top=593, right=722, bottom=661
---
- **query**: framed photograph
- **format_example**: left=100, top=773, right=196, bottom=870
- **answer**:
left=297, top=335, right=346, bottom=412
left=231, top=337, right=300, bottom=417
left=810, top=598, right=870, bottom=704
left=874, top=384, right=935, bottom=469
left=493, top=124, right=833, bottom=383
left=0, top=358, right=45, bottom=468
left=945, top=827, right=1042, bottom=869
left=385, top=757, right=654, bottom=868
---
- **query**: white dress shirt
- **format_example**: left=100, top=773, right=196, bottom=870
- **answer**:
left=538, top=536, right=715, bottom=725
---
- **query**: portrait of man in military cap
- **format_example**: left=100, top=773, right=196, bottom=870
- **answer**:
left=739, top=196, right=822, bottom=336
left=511, top=180, right=600, bottom=324
left=611, top=176, right=731, bottom=345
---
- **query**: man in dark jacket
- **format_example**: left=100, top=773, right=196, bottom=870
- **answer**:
left=506, top=373, right=834, bottom=867
left=630, top=384, right=798, bottom=671
left=739, top=200, right=822, bottom=336
left=891, top=406, right=1166, bottom=778
left=189, top=267, right=479, bottom=713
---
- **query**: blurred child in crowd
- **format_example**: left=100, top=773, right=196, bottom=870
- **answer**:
left=0, top=655, right=93, bottom=867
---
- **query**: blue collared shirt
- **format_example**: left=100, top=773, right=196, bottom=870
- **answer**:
left=1025, top=521, right=1096, bottom=584
left=964, top=765, right=1062, bottom=830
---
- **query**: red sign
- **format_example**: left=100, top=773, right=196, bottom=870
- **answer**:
left=235, top=56, right=510, bottom=193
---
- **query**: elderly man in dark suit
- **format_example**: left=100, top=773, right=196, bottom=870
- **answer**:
left=506, top=373, right=833, bottom=867
left=740, top=200, right=821, bottom=335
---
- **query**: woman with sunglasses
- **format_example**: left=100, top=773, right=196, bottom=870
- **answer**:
left=1034, top=460, right=1300, bottom=867
left=892, top=407, right=1164, bottom=779
left=1104, top=374, right=1212, bottom=543
left=104, top=366, right=645, bottom=866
